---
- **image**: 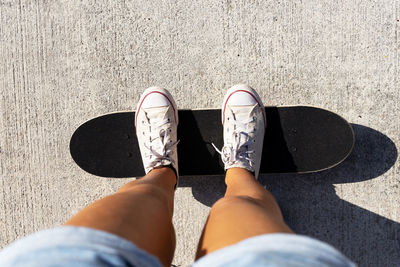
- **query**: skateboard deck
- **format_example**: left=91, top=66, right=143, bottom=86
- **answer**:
left=70, top=106, right=354, bottom=177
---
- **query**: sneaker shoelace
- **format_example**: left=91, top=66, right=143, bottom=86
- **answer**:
left=142, top=117, right=179, bottom=169
left=213, top=114, right=256, bottom=168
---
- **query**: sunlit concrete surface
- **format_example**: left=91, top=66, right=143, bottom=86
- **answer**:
left=0, top=0, right=399, bottom=266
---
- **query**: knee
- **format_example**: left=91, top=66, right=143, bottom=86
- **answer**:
left=118, top=181, right=169, bottom=201
left=117, top=179, right=141, bottom=192
left=118, top=182, right=174, bottom=214
left=211, top=195, right=265, bottom=211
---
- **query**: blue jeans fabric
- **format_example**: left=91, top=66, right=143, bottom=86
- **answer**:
left=0, top=226, right=355, bottom=267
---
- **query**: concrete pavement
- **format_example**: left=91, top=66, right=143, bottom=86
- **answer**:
left=0, top=0, right=399, bottom=266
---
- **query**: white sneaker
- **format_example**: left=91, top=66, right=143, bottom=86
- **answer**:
left=135, top=87, right=179, bottom=179
left=214, top=84, right=266, bottom=179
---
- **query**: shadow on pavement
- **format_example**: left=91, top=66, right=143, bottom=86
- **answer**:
left=179, top=124, right=399, bottom=266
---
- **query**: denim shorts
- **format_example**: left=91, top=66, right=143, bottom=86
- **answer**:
left=0, top=226, right=355, bottom=267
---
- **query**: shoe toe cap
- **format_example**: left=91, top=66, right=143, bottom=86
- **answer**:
left=139, top=87, right=174, bottom=109
left=141, top=93, right=170, bottom=108
left=227, top=91, right=258, bottom=106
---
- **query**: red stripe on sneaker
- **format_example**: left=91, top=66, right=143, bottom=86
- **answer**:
left=135, top=91, right=177, bottom=134
left=222, top=90, right=266, bottom=126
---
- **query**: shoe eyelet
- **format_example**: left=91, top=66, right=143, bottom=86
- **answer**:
left=142, top=132, right=145, bottom=135
left=253, top=139, right=256, bottom=143
left=168, top=118, right=170, bottom=122
left=169, top=129, right=172, bottom=132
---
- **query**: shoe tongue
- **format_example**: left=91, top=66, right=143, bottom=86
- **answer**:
left=143, top=106, right=169, bottom=121
left=230, top=105, right=255, bottom=120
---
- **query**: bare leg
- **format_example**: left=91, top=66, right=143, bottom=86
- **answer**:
left=196, top=168, right=293, bottom=259
left=65, top=167, right=176, bottom=267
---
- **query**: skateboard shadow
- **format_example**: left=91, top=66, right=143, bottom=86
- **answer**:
left=179, top=124, right=400, bottom=266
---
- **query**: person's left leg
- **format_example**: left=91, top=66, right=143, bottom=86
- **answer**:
left=67, top=86, right=181, bottom=267
left=65, top=166, right=176, bottom=267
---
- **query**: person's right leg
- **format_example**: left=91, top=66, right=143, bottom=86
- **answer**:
left=196, top=167, right=293, bottom=258
left=196, top=84, right=293, bottom=259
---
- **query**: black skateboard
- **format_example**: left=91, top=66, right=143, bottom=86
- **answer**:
left=70, top=106, right=354, bottom=177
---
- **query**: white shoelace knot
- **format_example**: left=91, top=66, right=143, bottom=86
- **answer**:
left=213, top=113, right=256, bottom=169
left=141, top=116, right=179, bottom=169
